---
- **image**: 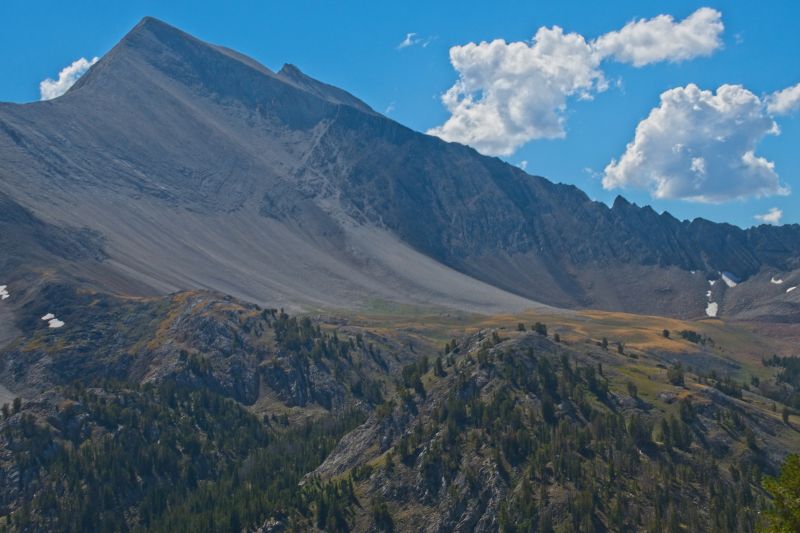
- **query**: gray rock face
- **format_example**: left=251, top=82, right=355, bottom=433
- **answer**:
left=0, top=16, right=798, bottom=319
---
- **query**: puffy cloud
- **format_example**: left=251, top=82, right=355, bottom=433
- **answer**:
left=40, top=56, right=98, bottom=100
left=754, top=207, right=783, bottom=225
left=594, top=7, right=723, bottom=66
left=429, top=8, right=724, bottom=156
left=767, top=82, right=800, bottom=116
left=428, top=26, right=605, bottom=156
left=603, top=84, right=790, bottom=202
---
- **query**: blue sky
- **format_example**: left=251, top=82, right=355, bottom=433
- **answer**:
left=1, top=1, right=798, bottom=227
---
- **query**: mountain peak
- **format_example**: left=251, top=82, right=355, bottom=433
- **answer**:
left=68, top=17, right=375, bottom=117
left=611, top=195, right=631, bottom=210
left=278, top=63, right=303, bottom=77
left=133, top=15, right=174, bottom=31
left=67, top=15, right=209, bottom=95
left=117, top=15, right=198, bottom=53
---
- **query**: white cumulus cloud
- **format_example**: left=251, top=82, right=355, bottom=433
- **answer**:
left=594, top=7, right=723, bottom=66
left=429, top=8, right=724, bottom=156
left=767, top=83, right=800, bottom=116
left=428, top=26, right=605, bottom=156
left=754, top=207, right=783, bottom=225
left=603, top=84, right=790, bottom=202
left=39, top=56, right=98, bottom=101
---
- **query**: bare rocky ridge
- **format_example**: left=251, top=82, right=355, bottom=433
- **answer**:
left=0, top=17, right=798, bottom=320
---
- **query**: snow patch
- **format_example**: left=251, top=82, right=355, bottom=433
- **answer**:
left=771, top=276, right=784, bottom=284
left=704, top=283, right=718, bottom=317
left=788, top=286, right=797, bottom=293
left=0, top=285, right=8, bottom=300
left=721, top=272, right=738, bottom=288
left=708, top=280, right=716, bottom=286
left=40, top=312, right=65, bottom=328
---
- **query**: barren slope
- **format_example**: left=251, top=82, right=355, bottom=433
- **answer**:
left=0, top=17, right=798, bottom=319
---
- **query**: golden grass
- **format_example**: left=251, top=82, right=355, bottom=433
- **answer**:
left=333, top=306, right=784, bottom=373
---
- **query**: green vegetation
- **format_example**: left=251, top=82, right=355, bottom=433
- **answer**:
left=4, top=380, right=364, bottom=532
left=532, top=322, right=548, bottom=337
left=763, top=355, right=800, bottom=410
left=680, top=329, right=714, bottom=346
left=761, top=455, right=800, bottom=532
left=1, top=297, right=797, bottom=532
left=369, top=340, right=771, bottom=532
left=667, top=363, right=685, bottom=386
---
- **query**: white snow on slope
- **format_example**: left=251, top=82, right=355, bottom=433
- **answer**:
left=721, top=272, right=738, bottom=288
left=708, top=279, right=716, bottom=286
left=788, top=286, right=797, bottom=293
left=705, top=283, right=718, bottom=317
left=771, top=276, right=784, bottom=284
left=40, top=313, right=65, bottom=328
left=0, top=285, right=8, bottom=300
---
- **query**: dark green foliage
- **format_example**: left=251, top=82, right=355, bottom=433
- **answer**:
left=372, top=500, right=394, bottom=532
left=761, top=454, right=800, bottom=532
left=266, top=311, right=386, bottom=406
left=679, top=398, right=694, bottom=422
left=0, top=300, right=785, bottom=533
left=394, top=345, right=767, bottom=532
left=762, top=355, right=800, bottom=410
left=680, top=329, right=714, bottom=346
left=667, top=364, right=685, bottom=386
left=401, top=356, right=429, bottom=396
left=6, top=380, right=365, bottom=532
left=491, top=330, right=502, bottom=345
left=434, top=356, right=446, bottom=377
left=714, top=376, right=744, bottom=399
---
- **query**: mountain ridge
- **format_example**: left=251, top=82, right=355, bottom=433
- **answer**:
left=0, top=16, right=798, bottom=320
